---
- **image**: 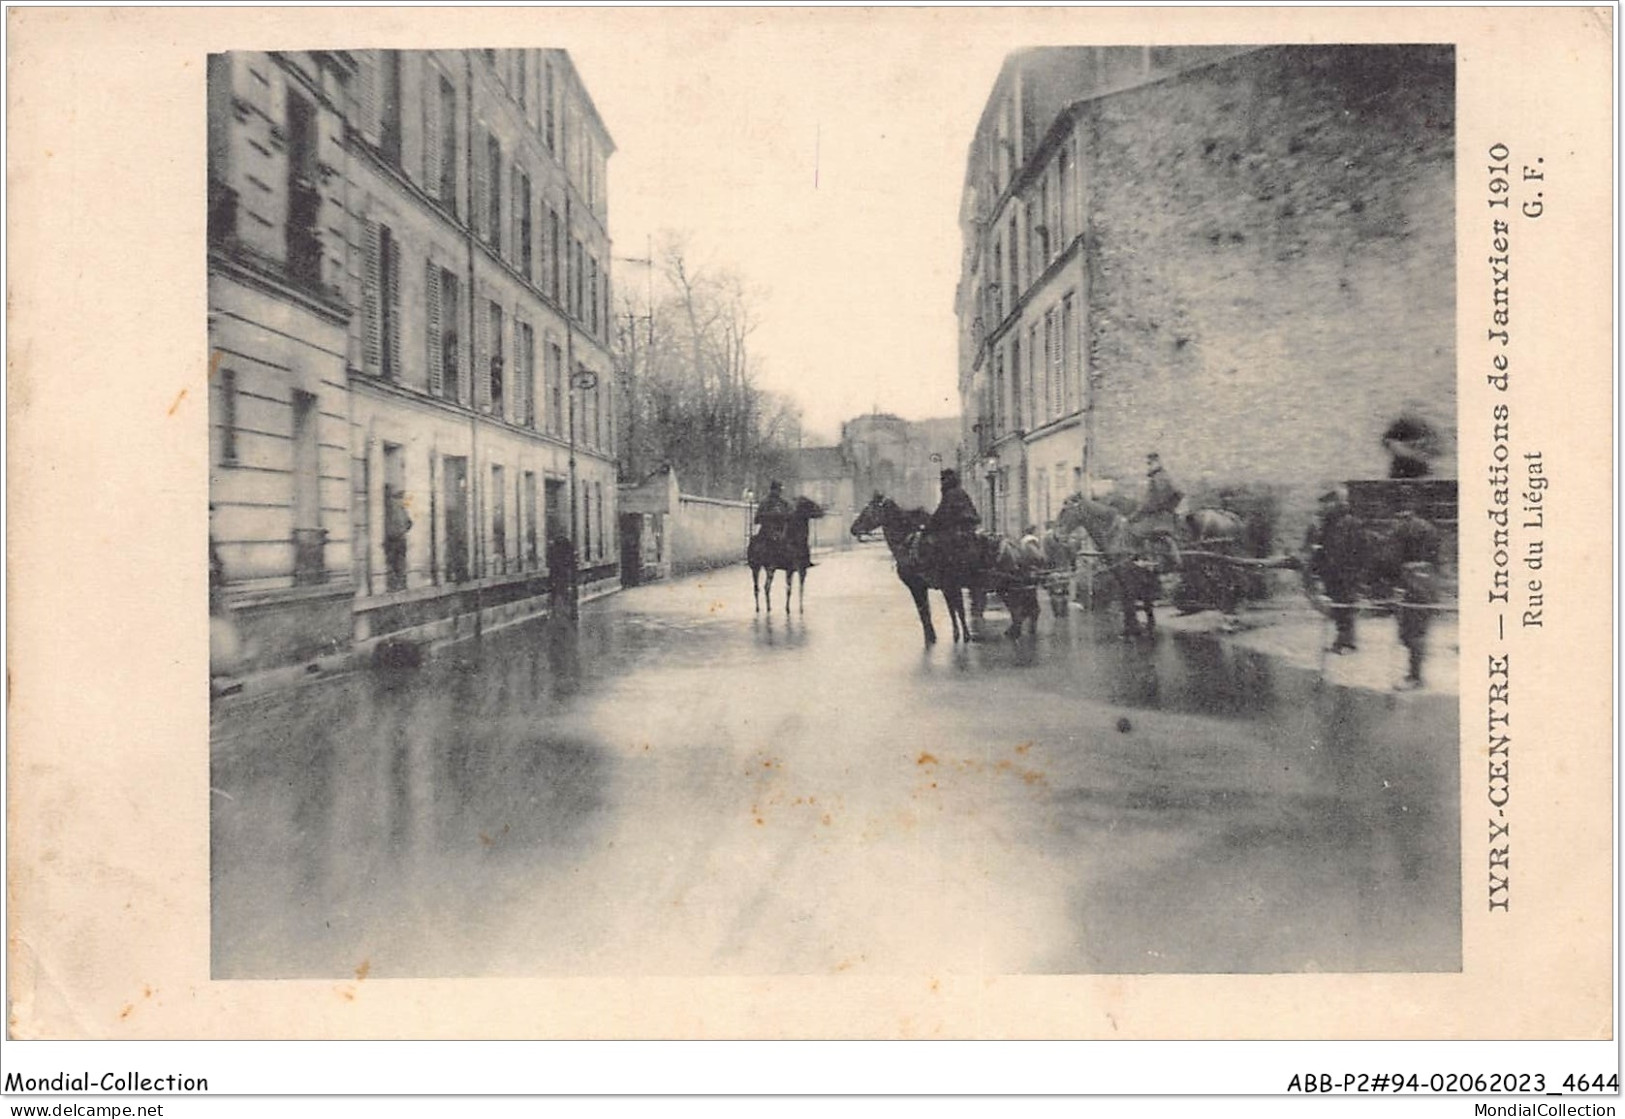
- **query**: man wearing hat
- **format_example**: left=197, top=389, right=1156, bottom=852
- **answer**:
left=926, top=468, right=980, bottom=537
left=1307, top=485, right=1366, bottom=653
left=755, top=480, right=791, bottom=539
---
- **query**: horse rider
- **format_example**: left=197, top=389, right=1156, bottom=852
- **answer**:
left=1139, top=452, right=1183, bottom=519
left=1307, top=485, right=1366, bottom=654
left=924, top=468, right=981, bottom=572
left=755, top=480, right=792, bottom=541
left=1392, top=490, right=1441, bottom=689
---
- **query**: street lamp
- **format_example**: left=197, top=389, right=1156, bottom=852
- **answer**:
left=568, top=366, right=600, bottom=621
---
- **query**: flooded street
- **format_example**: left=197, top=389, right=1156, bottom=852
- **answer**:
left=212, top=547, right=1459, bottom=978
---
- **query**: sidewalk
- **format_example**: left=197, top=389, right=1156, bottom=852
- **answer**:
left=1152, top=598, right=1461, bottom=696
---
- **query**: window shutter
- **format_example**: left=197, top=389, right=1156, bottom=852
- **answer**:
left=475, top=290, right=490, bottom=410
left=423, top=74, right=442, bottom=200
left=362, top=218, right=382, bottom=373
left=357, top=51, right=381, bottom=146
left=425, top=260, right=442, bottom=396
left=511, top=168, right=523, bottom=270
left=385, top=233, right=402, bottom=380
left=520, top=315, right=534, bottom=427
left=473, top=125, right=489, bottom=240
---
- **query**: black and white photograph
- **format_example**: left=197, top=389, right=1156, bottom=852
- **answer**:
left=5, top=5, right=1616, bottom=1094
left=205, top=39, right=1461, bottom=981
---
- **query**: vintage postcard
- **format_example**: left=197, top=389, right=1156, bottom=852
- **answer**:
left=4, top=3, right=1614, bottom=1095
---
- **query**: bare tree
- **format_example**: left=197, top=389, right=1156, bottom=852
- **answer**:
left=613, top=235, right=799, bottom=499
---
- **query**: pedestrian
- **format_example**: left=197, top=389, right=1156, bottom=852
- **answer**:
left=1392, top=490, right=1441, bottom=689
left=547, top=534, right=578, bottom=622
left=1307, top=486, right=1366, bottom=654
left=383, top=484, right=413, bottom=591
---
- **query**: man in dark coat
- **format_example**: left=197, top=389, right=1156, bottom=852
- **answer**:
left=383, top=484, right=413, bottom=591
left=1392, top=492, right=1441, bottom=689
left=926, top=468, right=980, bottom=535
left=547, top=535, right=578, bottom=622
left=755, top=480, right=791, bottom=539
left=1307, top=487, right=1366, bottom=653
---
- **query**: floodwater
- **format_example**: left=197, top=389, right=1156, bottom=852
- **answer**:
left=211, top=546, right=1459, bottom=978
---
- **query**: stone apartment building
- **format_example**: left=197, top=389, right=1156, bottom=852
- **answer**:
left=209, top=49, right=618, bottom=676
left=956, top=46, right=1455, bottom=546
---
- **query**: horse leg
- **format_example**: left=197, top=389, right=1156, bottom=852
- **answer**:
left=752, top=564, right=761, bottom=613
left=909, top=578, right=937, bottom=644
left=765, top=569, right=775, bottom=613
left=797, top=567, right=806, bottom=614
left=784, top=566, right=792, bottom=615
left=945, top=584, right=967, bottom=643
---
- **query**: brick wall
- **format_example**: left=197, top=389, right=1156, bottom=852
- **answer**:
left=1081, top=45, right=1455, bottom=547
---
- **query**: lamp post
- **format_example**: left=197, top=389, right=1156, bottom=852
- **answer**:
left=568, top=366, right=600, bottom=621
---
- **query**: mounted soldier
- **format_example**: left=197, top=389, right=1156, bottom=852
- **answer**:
left=755, top=480, right=792, bottom=542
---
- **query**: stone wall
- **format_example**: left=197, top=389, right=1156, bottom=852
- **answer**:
left=670, top=494, right=752, bottom=574
left=1081, top=45, right=1455, bottom=547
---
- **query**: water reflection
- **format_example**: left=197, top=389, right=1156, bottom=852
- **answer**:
left=214, top=552, right=1458, bottom=979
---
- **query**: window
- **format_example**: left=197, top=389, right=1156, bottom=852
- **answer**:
left=516, top=320, right=535, bottom=427
left=589, top=257, right=599, bottom=335
left=544, top=61, right=556, bottom=152
left=516, top=169, right=533, bottom=280
left=284, top=90, right=322, bottom=289
left=1030, top=322, right=1044, bottom=424
left=491, top=464, right=507, bottom=574
left=1036, top=180, right=1050, bottom=264
left=548, top=209, right=561, bottom=300
left=432, top=268, right=461, bottom=402
left=218, top=368, right=238, bottom=465
left=291, top=390, right=324, bottom=584
left=516, top=50, right=528, bottom=110
left=993, top=348, right=1005, bottom=436
left=383, top=442, right=409, bottom=591
left=380, top=51, right=402, bottom=167
left=1047, top=307, right=1063, bottom=419
left=1061, top=293, right=1075, bottom=413
left=1010, top=338, right=1022, bottom=432
left=1056, top=143, right=1071, bottom=247
left=1007, top=215, right=1020, bottom=299
left=438, top=76, right=457, bottom=209
left=488, top=301, right=505, bottom=417
left=573, top=239, right=584, bottom=320
left=486, top=132, right=503, bottom=250
left=990, top=240, right=1003, bottom=320
left=362, top=220, right=400, bottom=378
left=523, top=471, right=538, bottom=567
left=547, top=340, right=563, bottom=434
left=595, top=481, right=605, bottom=561
left=380, top=225, right=400, bottom=377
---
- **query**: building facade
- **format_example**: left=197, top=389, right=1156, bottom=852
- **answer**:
left=209, top=49, right=618, bottom=676
left=956, top=46, right=1455, bottom=546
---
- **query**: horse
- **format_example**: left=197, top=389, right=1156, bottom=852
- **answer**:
left=853, top=493, right=1031, bottom=644
left=989, top=534, right=1045, bottom=639
left=1052, top=493, right=1175, bottom=637
left=1053, top=493, right=1249, bottom=635
left=749, top=496, right=824, bottom=614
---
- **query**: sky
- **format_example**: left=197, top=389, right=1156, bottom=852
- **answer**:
left=569, top=17, right=1014, bottom=444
